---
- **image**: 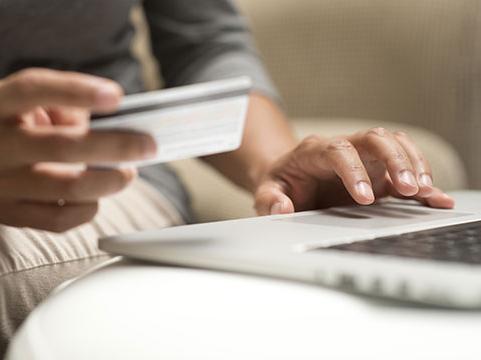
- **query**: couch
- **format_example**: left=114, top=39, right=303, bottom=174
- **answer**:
left=130, top=1, right=471, bottom=222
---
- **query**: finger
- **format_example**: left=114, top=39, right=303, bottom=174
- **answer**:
left=0, top=125, right=157, bottom=166
left=0, top=164, right=136, bottom=202
left=319, top=138, right=375, bottom=205
left=354, top=127, right=419, bottom=196
left=15, top=106, right=89, bottom=128
left=254, top=180, right=295, bottom=216
left=423, top=188, right=455, bottom=209
left=14, top=107, right=52, bottom=127
left=389, top=183, right=455, bottom=209
left=0, top=68, right=123, bottom=120
left=0, top=201, right=98, bottom=233
left=393, top=131, right=433, bottom=197
left=294, top=136, right=375, bottom=205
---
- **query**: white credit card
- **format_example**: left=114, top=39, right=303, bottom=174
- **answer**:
left=90, top=77, right=252, bottom=167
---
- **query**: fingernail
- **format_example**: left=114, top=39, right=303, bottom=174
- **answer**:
left=399, top=170, right=417, bottom=187
left=270, top=202, right=284, bottom=215
left=355, top=181, right=374, bottom=201
left=419, top=173, right=433, bottom=187
left=94, top=84, right=121, bottom=111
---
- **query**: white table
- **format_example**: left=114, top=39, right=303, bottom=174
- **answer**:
left=7, top=254, right=481, bottom=360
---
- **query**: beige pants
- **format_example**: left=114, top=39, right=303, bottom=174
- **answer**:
left=0, top=179, right=184, bottom=358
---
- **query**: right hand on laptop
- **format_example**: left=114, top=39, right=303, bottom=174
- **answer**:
left=255, top=127, right=455, bottom=215
left=0, top=68, right=157, bottom=232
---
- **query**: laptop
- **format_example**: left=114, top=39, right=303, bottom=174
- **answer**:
left=99, top=191, right=481, bottom=308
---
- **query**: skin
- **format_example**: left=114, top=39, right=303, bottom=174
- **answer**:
left=0, top=68, right=454, bottom=232
left=0, top=68, right=157, bottom=232
left=204, top=94, right=455, bottom=215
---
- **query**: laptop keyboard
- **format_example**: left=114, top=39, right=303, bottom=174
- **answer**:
left=325, top=220, right=481, bottom=264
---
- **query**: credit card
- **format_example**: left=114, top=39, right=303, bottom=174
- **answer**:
left=90, top=76, right=252, bottom=167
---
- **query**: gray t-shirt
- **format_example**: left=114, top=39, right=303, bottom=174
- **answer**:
left=0, top=0, right=277, bottom=222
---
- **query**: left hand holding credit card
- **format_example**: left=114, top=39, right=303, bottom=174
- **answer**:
left=90, top=77, right=252, bottom=168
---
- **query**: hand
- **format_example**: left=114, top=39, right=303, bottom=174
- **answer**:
left=0, top=68, right=157, bottom=232
left=254, top=127, right=455, bottom=215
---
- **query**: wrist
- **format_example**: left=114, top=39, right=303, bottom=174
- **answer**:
left=247, top=161, right=272, bottom=193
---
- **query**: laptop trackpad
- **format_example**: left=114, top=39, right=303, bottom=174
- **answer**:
left=279, top=201, right=471, bottom=229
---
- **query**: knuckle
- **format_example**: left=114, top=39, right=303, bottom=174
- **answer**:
left=296, top=135, right=328, bottom=163
left=386, top=151, right=409, bottom=167
left=393, top=130, right=409, bottom=138
left=14, top=69, right=36, bottom=82
left=384, top=152, right=406, bottom=169
left=298, top=135, right=322, bottom=152
left=366, top=127, right=388, bottom=138
left=412, top=149, right=427, bottom=162
left=303, top=134, right=322, bottom=145
left=326, top=139, right=354, bottom=152
left=366, top=158, right=380, bottom=167
left=391, top=152, right=408, bottom=161
left=346, top=163, right=365, bottom=173
left=10, top=69, right=44, bottom=96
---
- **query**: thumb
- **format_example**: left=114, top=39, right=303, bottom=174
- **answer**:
left=254, top=180, right=295, bottom=216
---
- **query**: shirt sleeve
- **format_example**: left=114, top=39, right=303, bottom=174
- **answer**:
left=142, top=0, right=280, bottom=102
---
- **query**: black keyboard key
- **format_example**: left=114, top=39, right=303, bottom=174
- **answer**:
left=324, top=220, right=481, bottom=264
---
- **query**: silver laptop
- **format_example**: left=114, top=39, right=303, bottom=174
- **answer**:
left=100, top=191, right=481, bottom=308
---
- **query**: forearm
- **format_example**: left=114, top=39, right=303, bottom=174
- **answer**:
left=202, top=93, right=297, bottom=193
